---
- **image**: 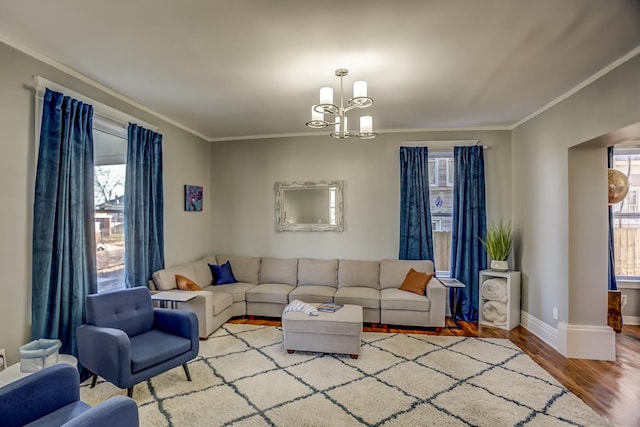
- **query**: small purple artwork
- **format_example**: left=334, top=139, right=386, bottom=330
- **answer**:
left=185, top=185, right=203, bottom=211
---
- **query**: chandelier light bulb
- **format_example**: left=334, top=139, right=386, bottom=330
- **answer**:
left=360, top=116, right=373, bottom=134
left=353, top=81, right=367, bottom=98
left=320, top=87, right=333, bottom=105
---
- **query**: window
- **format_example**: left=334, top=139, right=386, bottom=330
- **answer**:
left=429, top=150, right=454, bottom=275
left=34, top=77, right=158, bottom=293
left=446, top=158, right=455, bottom=186
left=612, top=148, right=640, bottom=278
left=428, top=158, right=437, bottom=186
left=94, top=128, right=127, bottom=292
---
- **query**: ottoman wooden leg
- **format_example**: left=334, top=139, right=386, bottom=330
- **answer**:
left=350, top=354, right=358, bottom=359
left=287, top=349, right=294, bottom=354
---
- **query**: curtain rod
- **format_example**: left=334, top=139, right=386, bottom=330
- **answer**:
left=399, top=140, right=489, bottom=150
left=33, top=76, right=158, bottom=132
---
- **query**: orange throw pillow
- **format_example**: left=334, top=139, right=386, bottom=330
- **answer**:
left=399, top=268, right=434, bottom=296
left=175, top=274, right=203, bottom=291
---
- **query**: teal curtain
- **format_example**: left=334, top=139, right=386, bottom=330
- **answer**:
left=450, top=146, right=486, bottom=321
left=31, top=88, right=97, bottom=357
left=399, top=146, right=434, bottom=261
left=124, top=124, right=164, bottom=288
left=608, top=146, right=618, bottom=291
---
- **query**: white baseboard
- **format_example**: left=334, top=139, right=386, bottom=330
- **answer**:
left=557, top=322, right=616, bottom=361
left=623, top=315, right=640, bottom=325
left=520, top=311, right=558, bottom=350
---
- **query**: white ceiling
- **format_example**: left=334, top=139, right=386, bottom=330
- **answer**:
left=1, top=0, right=640, bottom=142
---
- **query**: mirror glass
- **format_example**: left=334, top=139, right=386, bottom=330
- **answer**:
left=275, top=180, right=344, bottom=231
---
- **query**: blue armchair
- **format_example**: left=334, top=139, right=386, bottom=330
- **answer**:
left=0, top=364, right=138, bottom=427
left=77, top=287, right=199, bottom=397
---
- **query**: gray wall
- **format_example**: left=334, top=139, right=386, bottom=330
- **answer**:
left=512, top=53, right=640, bottom=334
left=0, top=42, right=212, bottom=364
left=210, top=131, right=512, bottom=260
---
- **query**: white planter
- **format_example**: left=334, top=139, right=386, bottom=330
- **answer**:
left=490, top=260, right=508, bottom=271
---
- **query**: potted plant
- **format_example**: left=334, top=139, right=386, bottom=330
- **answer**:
left=479, top=220, right=512, bottom=271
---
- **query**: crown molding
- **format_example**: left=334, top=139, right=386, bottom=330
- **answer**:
left=511, top=44, right=640, bottom=130
left=0, top=33, right=210, bottom=141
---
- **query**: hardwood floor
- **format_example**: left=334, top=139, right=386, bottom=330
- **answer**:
left=230, top=317, right=640, bottom=426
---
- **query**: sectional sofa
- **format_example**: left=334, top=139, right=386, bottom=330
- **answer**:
left=150, top=255, right=446, bottom=338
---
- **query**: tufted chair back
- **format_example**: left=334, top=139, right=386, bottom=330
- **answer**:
left=86, top=287, right=154, bottom=337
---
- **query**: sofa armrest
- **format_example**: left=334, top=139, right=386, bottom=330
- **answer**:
left=0, top=364, right=80, bottom=427
left=427, top=278, right=446, bottom=326
left=175, top=290, right=214, bottom=338
left=76, top=325, right=131, bottom=384
left=154, top=309, right=199, bottom=348
left=65, top=395, right=139, bottom=427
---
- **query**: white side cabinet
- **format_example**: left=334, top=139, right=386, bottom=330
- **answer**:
left=478, top=270, right=521, bottom=330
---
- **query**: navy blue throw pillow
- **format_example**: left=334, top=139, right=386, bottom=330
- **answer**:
left=209, top=261, right=237, bottom=285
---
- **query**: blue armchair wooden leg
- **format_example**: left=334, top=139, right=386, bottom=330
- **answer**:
left=91, top=373, right=98, bottom=388
left=127, top=386, right=133, bottom=398
left=182, top=363, right=192, bottom=381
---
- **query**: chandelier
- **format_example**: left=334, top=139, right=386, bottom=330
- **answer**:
left=306, top=68, right=377, bottom=139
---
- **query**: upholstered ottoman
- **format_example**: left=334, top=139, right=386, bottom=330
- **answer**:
left=282, top=304, right=363, bottom=358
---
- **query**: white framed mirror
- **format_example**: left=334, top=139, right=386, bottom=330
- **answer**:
left=275, top=180, right=344, bottom=232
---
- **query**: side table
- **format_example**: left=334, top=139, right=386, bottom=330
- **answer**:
left=439, top=278, right=466, bottom=327
left=0, top=354, right=78, bottom=387
left=151, top=291, right=196, bottom=309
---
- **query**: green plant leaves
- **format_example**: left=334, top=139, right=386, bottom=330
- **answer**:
left=479, top=220, right=512, bottom=261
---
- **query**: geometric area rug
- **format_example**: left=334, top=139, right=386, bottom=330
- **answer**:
left=80, top=324, right=609, bottom=426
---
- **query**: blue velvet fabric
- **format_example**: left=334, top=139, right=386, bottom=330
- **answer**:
left=129, top=330, right=191, bottom=373
left=209, top=261, right=237, bottom=284
left=399, top=146, right=434, bottom=261
left=450, top=146, right=487, bottom=322
left=86, top=287, right=154, bottom=336
left=124, top=123, right=164, bottom=288
left=608, top=146, right=618, bottom=291
left=76, top=287, right=199, bottom=391
left=0, top=364, right=138, bottom=427
left=31, top=89, right=97, bottom=359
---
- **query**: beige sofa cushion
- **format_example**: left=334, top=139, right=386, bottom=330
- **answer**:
left=288, top=285, right=336, bottom=303
left=379, top=259, right=434, bottom=290
left=297, top=258, right=338, bottom=287
left=216, top=256, right=260, bottom=284
left=380, top=288, right=431, bottom=311
left=334, top=287, right=381, bottom=308
left=191, top=254, right=217, bottom=287
left=259, top=258, right=298, bottom=285
left=152, top=263, right=197, bottom=291
left=338, top=259, right=380, bottom=289
left=246, top=283, right=295, bottom=304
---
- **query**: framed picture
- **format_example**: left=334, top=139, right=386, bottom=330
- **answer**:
left=185, top=185, right=203, bottom=211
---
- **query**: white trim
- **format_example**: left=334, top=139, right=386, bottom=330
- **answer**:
left=556, top=322, right=616, bottom=361
left=520, top=311, right=558, bottom=350
left=512, top=44, right=640, bottom=129
left=616, top=280, right=640, bottom=290
left=0, top=33, right=213, bottom=140
left=623, top=315, right=640, bottom=325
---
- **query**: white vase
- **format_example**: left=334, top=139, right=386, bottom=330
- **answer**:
left=490, top=260, right=508, bottom=271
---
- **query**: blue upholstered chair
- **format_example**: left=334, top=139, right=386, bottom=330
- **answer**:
left=0, top=364, right=138, bottom=427
left=76, top=287, right=199, bottom=397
